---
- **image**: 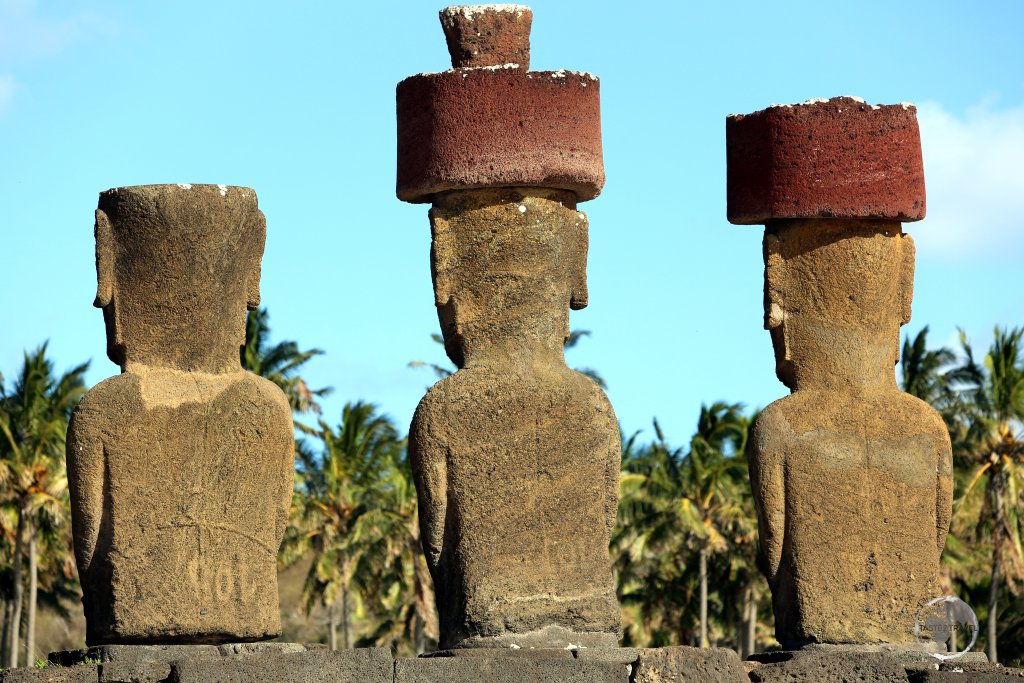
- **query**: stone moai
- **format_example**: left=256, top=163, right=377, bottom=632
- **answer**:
left=726, top=98, right=954, bottom=649
left=397, top=5, right=621, bottom=650
left=67, top=184, right=295, bottom=645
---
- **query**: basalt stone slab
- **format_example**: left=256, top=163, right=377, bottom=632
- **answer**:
left=0, top=668, right=97, bottom=683
left=632, top=646, right=747, bottom=683
left=395, top=655, right=627, bottom=683
left=727, top=97, right=926, bottom=224
left=171, top=648, right=392, bottom=683
left=906, top=658, right=1024, bottom=681
left=746, top=651, right=911, bottom=682
left=50, top=640, right=313, bottom=667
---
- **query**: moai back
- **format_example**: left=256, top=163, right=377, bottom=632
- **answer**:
left=727, top=99, right=953, bottom=649
left=410, top=190, right=621, bottom=648
left=67, top=185, right=294, bottom=644
left=398, top=6, right=621, bottom=650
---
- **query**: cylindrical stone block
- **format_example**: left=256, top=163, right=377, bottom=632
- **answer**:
left=396, top=4, right=603, bottom=204
left=726, top=97, right=926, bottom=225
left=397, top=69, right=603, bottom=203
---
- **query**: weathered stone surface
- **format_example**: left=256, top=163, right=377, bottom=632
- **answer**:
left=97, top=660, right=170, bottom=683
left=908, top=662, right=1024, bottom=681
left=409, top=188, right=621, bottom=649
left=632, top=646, right=746, bottom=683
left=67, top=185, right=294, bottom=645
left=171, top=648, right=392, bottom=683
left=51, top=643, right=311, bottom=668
left=747, top=652, right=911, bottom=682
left=395, top=655, right=628, bottom=683
left=0, top=667, right=97, bottom=683
left=439, top=5, right=532, bottom=69
left=746, top=219, right=953, bottom=647
left=397, top=7, right=603, bottom=203
left=729, top=98, right=952, bottom=650
left=726, top=97, right=926, bottom=224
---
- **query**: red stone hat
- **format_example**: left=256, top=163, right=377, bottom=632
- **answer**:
left=726, top=97, right=926, bottom=225
left=396, top=5, right=604, bottom=203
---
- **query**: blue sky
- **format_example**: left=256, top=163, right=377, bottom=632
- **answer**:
left=2, top=0, right=1022, bottom=445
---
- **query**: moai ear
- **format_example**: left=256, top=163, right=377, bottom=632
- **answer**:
left=898, top=232, right=916, bottom=326
left=94, top=209, right=114, bottom=308
left=763, top=232, right=785, bottom=330
left=569, top=210, right=589, bottom=310
left=429, top=208, right=457, bottom=308
left=247, top=210, right=267, bottom=310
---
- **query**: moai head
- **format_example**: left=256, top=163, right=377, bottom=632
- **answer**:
left=429, top=188, right=589, bottom=366
left=762, top=220, right=916, bottom=389
left=94, top=184, right=266, bottom=373
left=398, top=4, right=604, bottom=367
left=727, top=97, right=926, bottom=390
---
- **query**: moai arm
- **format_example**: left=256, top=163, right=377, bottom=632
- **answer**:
left=276, top=410, right=296, bottom=544
left=747, top=409, right=787, bottom=585
left=898, top=232, right=953, bottom=555
left=66, top=395, right=106, bottom=580
left=936, top=432, right=954, bottom=554
left=409, top=396, right=448, bottom=573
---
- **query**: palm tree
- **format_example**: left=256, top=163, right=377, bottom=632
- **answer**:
left=686, top=403, right=750, bottom=648
left=280, top=402, right=401, bottom=650
left=242, top=307, right=331, bottom=420
left=949, top=327, right=1024, bottom=663
left=614, top=404, right=751, bottom=649
left=0, top=343, right=87, bottom=668
left=356, top=450, right=438, bottom=655
left=901, top=326, right=957, bottom=408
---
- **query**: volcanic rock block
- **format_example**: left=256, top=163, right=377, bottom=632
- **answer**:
left=67, top=184, right=294, bottom=645
left=397, top=6, right=603, bottom=203
left=632, top=646, right=748, bottom=683
left=439, top=4, right=533, bottom=69
left=727, top=97, right=926, bottom=224
left=727, top=99, right=953, bottom=649
left=399, top=5, right=620, bottom=651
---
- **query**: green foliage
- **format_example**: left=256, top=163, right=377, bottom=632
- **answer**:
left=242, top=307, right=332, bottom=418
left=614, top=404, right=766, bottom=651
left=0, top=343, right=88, bottom=667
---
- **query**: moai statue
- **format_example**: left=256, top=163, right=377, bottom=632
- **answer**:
left=397, top=6, right=621, bottom=650
left=726, top=98, right=954, bottom=649
left=67, top=185, right=294, bottom=645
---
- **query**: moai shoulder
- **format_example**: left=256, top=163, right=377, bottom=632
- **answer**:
left=67, top=184, right=294, bottom=645
left=728, top=99, right=953, bottom=649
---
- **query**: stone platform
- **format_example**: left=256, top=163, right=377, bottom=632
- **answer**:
left=746, top=649, right=1022, bottom=682
left=2, top=643, right=1019, bottom=682
left=0, top=644, right=746, bottom=683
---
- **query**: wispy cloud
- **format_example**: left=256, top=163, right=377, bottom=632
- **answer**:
left=0, top=0, right=106, bottom=62
left=914, top=100, right=1024, bottom=259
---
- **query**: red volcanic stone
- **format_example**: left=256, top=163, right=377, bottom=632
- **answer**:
left=396, top=68, right=604, bottom=203
left=440, top=5, right=532, bottom=69
left=726, top=97, right=926, bottom=225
